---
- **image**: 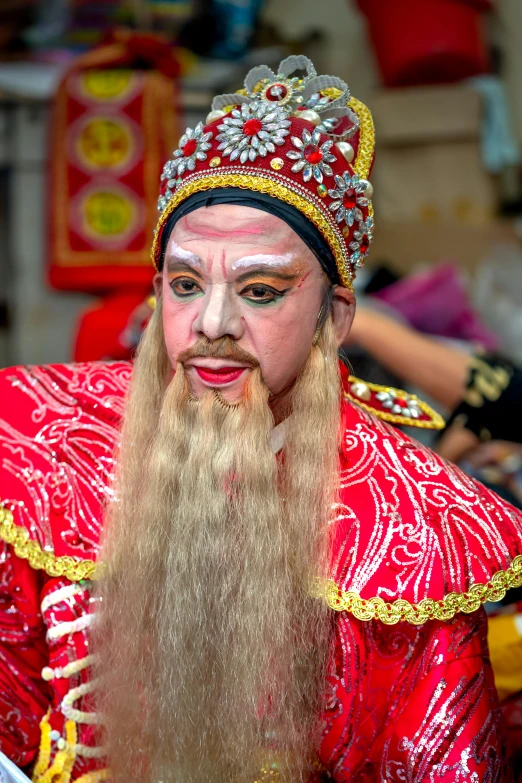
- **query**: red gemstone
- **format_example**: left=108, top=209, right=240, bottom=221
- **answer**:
left=242, top=118, right=263, bottom=137
left=183, top=138, right=198, bottom=156
left=304, top=145, right=323, bottom=164
left=342, top=189, right=357, bottom=209
left=266, top=83, right=288, bottom=101
left=396, top=398, right=409, bottom=408
left=361, top=235, right=370, bottom=253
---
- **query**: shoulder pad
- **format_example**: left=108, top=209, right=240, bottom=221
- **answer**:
left=0, top=362, right=130, bottom=581
left=327, top=402, right=522, bottom=625
left=345, top=375, right=445, bottom=430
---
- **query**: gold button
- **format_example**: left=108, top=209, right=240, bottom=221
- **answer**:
left=209, top=156, right=221, bottom=168
left=270, top=157, right=284, bottom=171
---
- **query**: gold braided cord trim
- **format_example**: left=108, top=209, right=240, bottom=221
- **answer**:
left=345, top=377, right=446, bottom=431
left=315, top=555, right=522, bottom=625
left=5, top=504, right=521, bottom=627
left=74, top=771, right=111, bottom=783
left=152, top=173, right=354, bottom=289
left=349, top=96, right=375, bottom=181
left=0, top=507, right=97, bottom=582
left=33, top=712, right=52, bottom=781
left=33, top=712, right=77, bottom=783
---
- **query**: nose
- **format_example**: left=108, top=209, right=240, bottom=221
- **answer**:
left=192, top=283, right=244, bottom=342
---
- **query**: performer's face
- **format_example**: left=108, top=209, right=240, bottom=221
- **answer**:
left=99, top=206, right=352, bottom=781
left=155, top=204, right=348, bottom=404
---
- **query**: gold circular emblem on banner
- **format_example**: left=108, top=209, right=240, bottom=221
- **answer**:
left=83, top=190, right=134, bottom=237
left=82, top=70, right=133, bottom=100
left=77, top=117, right=132, bottom=170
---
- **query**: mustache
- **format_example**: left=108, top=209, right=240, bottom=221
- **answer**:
left=177, top=336, right=259, bottom=367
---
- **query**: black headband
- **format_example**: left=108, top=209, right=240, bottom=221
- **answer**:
left=158, top=187, right=340, bottom=285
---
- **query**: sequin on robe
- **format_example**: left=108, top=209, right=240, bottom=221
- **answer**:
left=0, top=361, right=520, bottom=782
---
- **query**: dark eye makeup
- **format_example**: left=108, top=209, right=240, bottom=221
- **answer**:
left=169, top=277, right=203, bottom=297
left=168, top=275, right=293, bottom=307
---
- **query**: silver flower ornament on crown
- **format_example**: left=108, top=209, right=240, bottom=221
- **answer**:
left=154, top=55, right=376, bottom=284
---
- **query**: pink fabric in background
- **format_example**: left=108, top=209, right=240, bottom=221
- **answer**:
left=372, top=263, right=498, bottom=349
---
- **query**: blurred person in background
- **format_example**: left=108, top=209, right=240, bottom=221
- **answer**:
left=1, top=56, right=522, bottom=783
left=346, top=305, right=522, bottom=780
left=346, top=307, right=522, bottom=497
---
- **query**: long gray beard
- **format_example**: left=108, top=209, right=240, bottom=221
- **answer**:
left=93, top=318, right=341, bottom=783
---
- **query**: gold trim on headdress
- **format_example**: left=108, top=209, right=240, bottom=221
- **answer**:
left=348, top=97, right=375, bottom=181
left=154, top=56, right=376, bottom=288
left=152, top=171, right=357, bottom=289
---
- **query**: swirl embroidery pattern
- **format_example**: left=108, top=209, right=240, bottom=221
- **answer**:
left=0, top=361, right=520, bottom=780
left=0, top=362, right=130, bottom=558
left=331, top=405, right=522, bottom=612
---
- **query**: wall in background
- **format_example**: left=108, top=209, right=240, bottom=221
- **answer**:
left=262, top=0, right=378, bottom=101
left=264, top=0, right=522, bottom=149
left=498, top=0, right=522, bottom=147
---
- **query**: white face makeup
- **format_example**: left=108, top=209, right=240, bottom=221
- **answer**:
left=230, top=253, right=295, bottom=272
left=156, top=204, right=331, bottom=404
left=168, top=242, right=202, bottom=266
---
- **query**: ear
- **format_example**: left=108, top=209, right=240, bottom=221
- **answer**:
left=331, top=285, right=356, bottom=347
left=153, top=271, right=163, bottom=301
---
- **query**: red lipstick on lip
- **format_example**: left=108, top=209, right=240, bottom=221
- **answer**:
left=194, top=366, right=246, bottom=385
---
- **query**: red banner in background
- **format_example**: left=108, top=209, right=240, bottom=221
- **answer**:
left=49, top=31, right=181, bottom=291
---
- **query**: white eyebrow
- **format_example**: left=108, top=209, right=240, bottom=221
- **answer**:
left=167, top=242, right=202, bottom=267
left=230, top=253, right=295, bottom=271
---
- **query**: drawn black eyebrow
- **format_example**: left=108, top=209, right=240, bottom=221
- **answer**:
left=235, top=267, right=301, bottom=284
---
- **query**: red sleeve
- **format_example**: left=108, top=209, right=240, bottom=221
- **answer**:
left=0, top=539, right=51, bottom=767
left=376, top=647, right=506, bottom=780
left=320, top=609, right=508, bottom=781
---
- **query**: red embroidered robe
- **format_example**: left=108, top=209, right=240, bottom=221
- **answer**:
left=0, top=361, right=521, bottom=782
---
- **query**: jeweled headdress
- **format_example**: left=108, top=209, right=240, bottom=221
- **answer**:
left=152, top=55, right=375, bottom=289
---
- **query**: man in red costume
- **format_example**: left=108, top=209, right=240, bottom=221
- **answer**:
left=1, top=56, right=522, bottom=783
